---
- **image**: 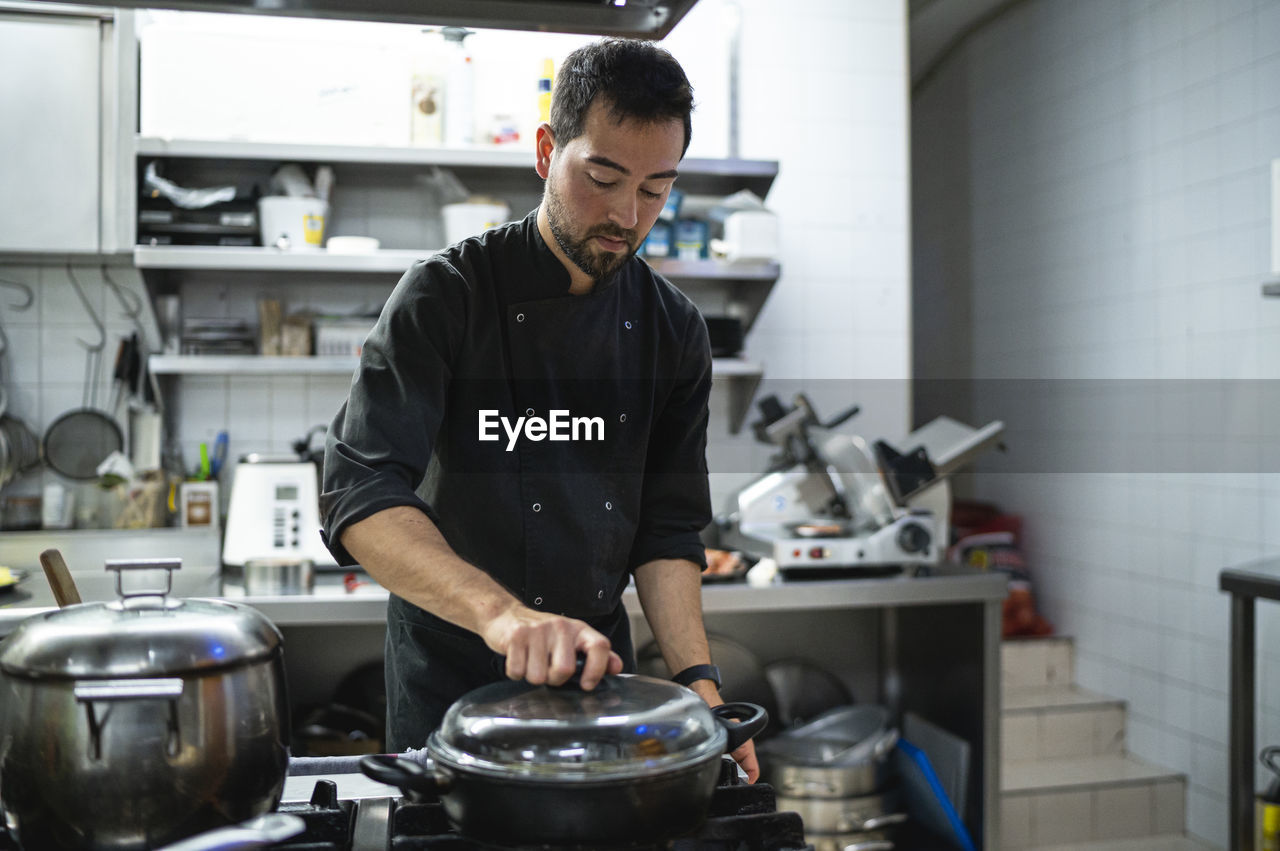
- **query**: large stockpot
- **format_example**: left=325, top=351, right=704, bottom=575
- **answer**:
left=0, top=560, right=290, bottom=850
left=361, top=671, right=768, bottom=844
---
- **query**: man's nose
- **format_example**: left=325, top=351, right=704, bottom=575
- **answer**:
left=608, top=193, right=638, bottom=230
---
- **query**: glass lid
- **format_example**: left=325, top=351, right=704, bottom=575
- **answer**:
left=429, top=673, right=727, bottom=781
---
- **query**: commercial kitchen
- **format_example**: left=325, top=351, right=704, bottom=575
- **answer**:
left=0, top=0, right=1277, bottom=849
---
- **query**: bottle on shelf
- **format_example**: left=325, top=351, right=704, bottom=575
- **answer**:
left=537, top=58, right=554, bottom=126
left=409, top=29, right=445, bottom=146
left=442, top=27, right=475, bottom=147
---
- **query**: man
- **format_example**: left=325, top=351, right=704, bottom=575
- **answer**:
left=321, top=38, right=757, bottom=780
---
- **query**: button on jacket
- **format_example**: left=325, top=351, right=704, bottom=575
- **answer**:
left=321, top=210, right=712, bottom=628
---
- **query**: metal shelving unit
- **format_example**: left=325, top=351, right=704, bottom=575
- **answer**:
left=150, top=353, right=762, bottom=379
left=137, top=137, right=779, bottom=433
left=133, top=243, right=780, bottom=282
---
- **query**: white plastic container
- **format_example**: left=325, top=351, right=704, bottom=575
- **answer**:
left=258, top=196, right=329, bottom=249
left=442, top=200, right=510, bottom=245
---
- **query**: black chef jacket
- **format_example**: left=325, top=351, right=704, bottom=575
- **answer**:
left=320, top=210, right=713, bottom=749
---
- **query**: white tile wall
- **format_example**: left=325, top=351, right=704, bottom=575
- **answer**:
left=914, top=0, right=1280, bottom=846
left=2, top=3, right=913, bottom=524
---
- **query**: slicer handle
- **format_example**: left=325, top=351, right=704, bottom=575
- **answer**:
left=821, top=404, right=860, bottom=429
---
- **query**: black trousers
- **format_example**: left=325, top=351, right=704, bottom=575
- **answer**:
left=383, top=594, right=636, bottom=752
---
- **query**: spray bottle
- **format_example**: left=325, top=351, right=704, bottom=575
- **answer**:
left=442, top=27, right=475, bottom=147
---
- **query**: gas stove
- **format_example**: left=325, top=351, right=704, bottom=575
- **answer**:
left=0, top=758, right=811, bottom=851
left=275, top=757, right=811, bottom=851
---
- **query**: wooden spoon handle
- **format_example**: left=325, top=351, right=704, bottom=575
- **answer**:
left=39, top=548, right=82, bottom=607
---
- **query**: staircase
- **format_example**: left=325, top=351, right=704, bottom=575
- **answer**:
left=999, top=637, right=1218, bottom=850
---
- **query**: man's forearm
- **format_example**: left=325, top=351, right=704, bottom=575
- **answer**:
left=633, top=558, right=719, bottom=704
left=340, top=505, right=520, bottom=636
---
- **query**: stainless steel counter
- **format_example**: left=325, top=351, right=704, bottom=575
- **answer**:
left=0, top=564, right=1006, bottom=633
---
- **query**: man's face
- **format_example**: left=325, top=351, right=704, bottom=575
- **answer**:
left=542, top=100, right=684, bottom=282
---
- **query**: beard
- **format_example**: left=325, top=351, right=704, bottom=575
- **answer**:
left=544, top=180, right=639, bottom=283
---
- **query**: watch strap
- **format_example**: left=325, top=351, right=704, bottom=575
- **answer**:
left=672, top=663, right=722, bottom=689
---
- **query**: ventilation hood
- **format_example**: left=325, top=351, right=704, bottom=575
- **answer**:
left=71, top=0, right=699, bottom=38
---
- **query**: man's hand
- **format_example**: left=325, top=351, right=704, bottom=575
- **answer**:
left=688, top=680, right=760, bottom=783
left=482, top=605, right=623, bottom=691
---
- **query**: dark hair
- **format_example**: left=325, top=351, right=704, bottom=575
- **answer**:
left=550, top=38, right=694, bottom=157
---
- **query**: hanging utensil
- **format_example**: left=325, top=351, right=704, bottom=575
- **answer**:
left=42, top=267, right=124, bottom=481
left=38, top=547, right=81, bottom=607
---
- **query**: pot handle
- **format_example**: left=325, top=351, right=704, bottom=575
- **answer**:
left=857, top=812, right=908, bottom=831
left=153, top=814, right=305, bottom=851
left=840, top=842, right=894, bottom=851
left=74, top=678, right=184, bottom=761
left=713, top=702, right=769, bottom=752
left=359, top=753, right=451, bottom=803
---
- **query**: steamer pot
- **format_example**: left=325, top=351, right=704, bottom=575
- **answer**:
left=0, top=560, right=290, bottom=850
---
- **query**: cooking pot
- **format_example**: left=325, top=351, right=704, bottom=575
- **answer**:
left=806, top=832, right=896, bottom=851
left=777, top=793, right=907, bottom=834
left=359, top=670, right=767, bottom=844
left=0, top=559, right=290, bottom=850
left=757, top=705, right=898, bottom=797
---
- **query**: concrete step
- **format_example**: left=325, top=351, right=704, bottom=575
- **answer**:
left=1002, top=636, right=1075, bottom=689
left=1003, top=684, right=1127, bottom=762
left=1000, top=754, right=1186, bottom=849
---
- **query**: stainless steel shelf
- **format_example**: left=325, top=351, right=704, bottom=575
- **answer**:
left=135, top=245, right=428, bottom=273
left=134, top=137, right=779, bottom=184
left=648, top=258, right=779, bottom=281
left=150, top=355, right=359, bottom=375
left=1264, top=280, right=1280, bottom=296
left=150, top=354, right=762, bottom=380
left=134, top=246, right=780, bottom=281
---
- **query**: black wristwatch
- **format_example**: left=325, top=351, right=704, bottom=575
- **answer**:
left=672, top=663, right=722, bottom=690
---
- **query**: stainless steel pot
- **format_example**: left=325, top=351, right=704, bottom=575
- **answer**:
left=777, top=793, right=907, bottom=834
left=0, top=559, right=290, bottom=850
left=806, top=831, right=896, bottom=851
left=758, top=704, right=898, bottom=797
left=360, top=670, right=768, bottom=844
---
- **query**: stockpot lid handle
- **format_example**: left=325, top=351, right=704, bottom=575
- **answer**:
left=106, top=558, right=181, bottom=607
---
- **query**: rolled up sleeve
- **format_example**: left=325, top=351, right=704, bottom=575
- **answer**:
left=320, top=258, right=469, bottom=565
left=627, top=312, right=713, bottom=571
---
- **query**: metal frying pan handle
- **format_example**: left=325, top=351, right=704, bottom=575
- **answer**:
left=359, top=753, right=450, bottom=802
left=714, top=702, right=769, bottom=752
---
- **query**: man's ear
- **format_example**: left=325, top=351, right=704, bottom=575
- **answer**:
left=534, top=123, right=555, bottom=179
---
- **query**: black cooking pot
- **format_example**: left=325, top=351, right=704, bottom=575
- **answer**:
left=360, top=672, right=767, bottom=844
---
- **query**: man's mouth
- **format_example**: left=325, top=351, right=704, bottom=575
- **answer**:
left=589, top=228, right=633, bottom=252
left=594, top=234, right=629, bottom=252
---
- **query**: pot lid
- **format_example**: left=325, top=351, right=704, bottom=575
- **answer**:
left=0, top=597, right=281, bottom=680
left=429, top=673, right=727, bottom=781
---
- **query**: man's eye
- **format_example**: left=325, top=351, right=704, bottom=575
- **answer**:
left=588, top=175, right=614, bottom=188
left=640, top=188, right=663, bottom=199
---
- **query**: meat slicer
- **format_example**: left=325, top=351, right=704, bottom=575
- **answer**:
left=714, top=394, right=1004, bottom=576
